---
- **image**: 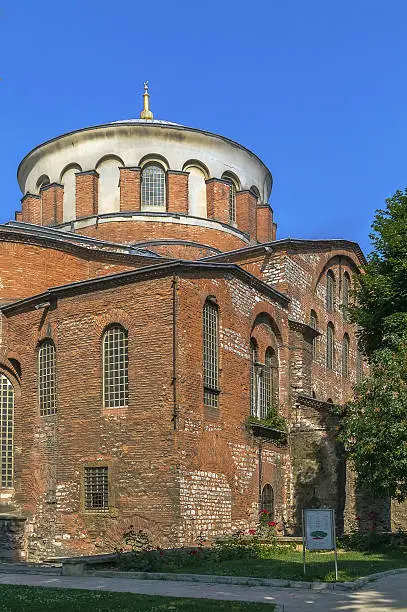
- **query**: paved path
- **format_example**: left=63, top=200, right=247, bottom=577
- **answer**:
left=0, top=572, right=406, bottom=610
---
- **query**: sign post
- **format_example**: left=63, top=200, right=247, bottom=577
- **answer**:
left=302, top=508, right=338, bottom=581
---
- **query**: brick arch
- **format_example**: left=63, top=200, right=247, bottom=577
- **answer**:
left=250, top=303, right=285, bottom=345
left=313, top=253, right=361, bottom=294
left=93, top=309, right=133, bottom=339
left=0, top=364, right=21, bottom=400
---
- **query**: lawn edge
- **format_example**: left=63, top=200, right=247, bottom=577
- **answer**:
left=83, top=566, right=407, bottom=592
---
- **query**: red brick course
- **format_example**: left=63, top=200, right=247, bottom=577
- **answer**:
left=76, top=171, right=98, bottom=218
left=167, top=172, right=189, bottom=215
left=119, top=167, right=141, bottom=212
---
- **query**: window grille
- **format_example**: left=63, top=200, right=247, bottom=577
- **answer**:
left=224, top=180, right=236, bottom=222
left=250, top=340, right=258, bottom=417
left=310, top=310, right=318, bottom=359
left=103, top=325, right=128, bottom=408
left=342, top=334, right=350, bottom=377
left=141, top=164, right=166, bottom=208
left=84, top=466, right=109, bottom=510
left=356, top=347, right=364, bottom=383
left=262, top=349, right=274, bottom=420
left=326, top=323, right=334, bottom=369
left=203, top=300, right=219, bottom=408
left=326, top=270, right=335, bottom=311
left=260, top=484, right=274, bottom=519
left=0, top=374, right=13, bottom=488
left=38, top=340, right=56, bottom=416
left=343, top=273, right=350, bottom=321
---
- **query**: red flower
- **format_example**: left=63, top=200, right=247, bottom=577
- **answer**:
left=190, top=550, right=198, bottom=555
left=159, top=551, right=164, bottom=556
left=258, top=510, right=269, bottom=515
left=355, top=516, right=361, bottom=521
left=248, top=529, right=256, bottom=535
left=267, top=521, right=277, bottom=527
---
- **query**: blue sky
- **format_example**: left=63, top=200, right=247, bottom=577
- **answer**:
left=1, top=1, right=406, bottom=255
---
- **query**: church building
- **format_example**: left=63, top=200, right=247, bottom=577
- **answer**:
left=0, top=86, right=372, bottom=560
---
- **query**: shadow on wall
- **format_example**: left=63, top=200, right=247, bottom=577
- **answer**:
left=291, top=408, right=346, bottom=536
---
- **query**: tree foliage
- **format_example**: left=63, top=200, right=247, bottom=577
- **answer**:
left=336, top=317, right=407, bottom=501
left=340, top=189, right=407, bottom=501
left=349, top=189, right=407, bottom=356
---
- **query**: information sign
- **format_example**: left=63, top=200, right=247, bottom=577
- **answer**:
left=302, top=508, right=338, bottom=580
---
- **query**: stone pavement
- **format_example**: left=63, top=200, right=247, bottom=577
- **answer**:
left=0, top=571, right=406, bottom=610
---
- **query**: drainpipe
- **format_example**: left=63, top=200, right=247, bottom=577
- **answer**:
left=172, top=273, right=179, bottom=430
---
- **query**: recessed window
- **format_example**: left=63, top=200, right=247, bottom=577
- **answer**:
left=38, top=340, right=56, bottom=416
left=326, top=270, right=335, bottom=311
left=260, top=484, right=274, bottom=519
left=222, top=173, right=239, bottom=223
left=326, top=323, right=335, bottom=370
left=342, top=334, right=350, bottom=377
left=310, top=310, right=318, bottom=359
left=343, top=272, right=350, bottom=321
left=141, top=164, right=166, bottom=209
left=203, top=299, right=219, bottom=408
left=103, top=325, right=129, bottom=408
left=84, top=466, right=109, bottom=510
left=0, top=374, right=13, bottom=488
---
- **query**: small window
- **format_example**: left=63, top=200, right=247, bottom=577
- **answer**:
left=250, top=339, right=258, bottom=417
left=343, top=272, right=350, bottom=321
left=342, top=334, right=350, bottom=377
left=84, top=466, right=109, bottom=510
left=260, top=484, right=274, bottom=519
left=356, top=346, right=364, bottom=383
left=326, top=270, right=335, bottom=311
left=38, top=340, right=56, bottom=416
left=203, top=299, right=219, bottom=408
left=141, top=164, right=166, bottom=209
left=0, top=374, right=13, bottom=488
left=326, top=323, right=335, bottom=370
left=103, top=325, right=129, bottom=408
left=310, top=310, right=318, bottom=359
left=222, top=173, right=239, bottom=223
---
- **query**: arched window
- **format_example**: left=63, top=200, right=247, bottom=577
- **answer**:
left=0, top=374, right=14, bottom=488
left=310, top=310, right=318, bottom=359
left=96, top=157, right=123, bottom=214
left=326, top=270, right=335, bottom=311
left=61, top=164, right=81, bottom=222
left=36, top=175, right=50, bottom=192
left=342, top=272, right=350, bottom=321
left=183, top=161, right=208, bottom=218
left=141, top=164, right=166, bottom=209
left=203, top=299, right=219, bottom=408
left=103, top=325, right=129, bottom=408
left=260, top=484, right=274, bottom=519
left=262, top=348, right=276, bottom=419
left=38, top=340, right=56, bottom=416
left=342, top=334, right=350, bottom=377
left=326, top=323, right=335, bottom=370
left=356, top=345, right=364, bottom=383
left=250, top=339, right=258, bottom=417
left=222, top=173, right=239, bottom=223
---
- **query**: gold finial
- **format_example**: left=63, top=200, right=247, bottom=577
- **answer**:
left=140, top=81, right=154, bottom=120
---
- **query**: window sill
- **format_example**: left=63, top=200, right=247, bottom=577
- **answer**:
left=249, top=422, right=288, bottom=444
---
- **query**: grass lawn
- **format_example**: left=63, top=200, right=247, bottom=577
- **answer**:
left=0, top=584, right=276, bottom=611
left=165, top=547, right=407, bottom=582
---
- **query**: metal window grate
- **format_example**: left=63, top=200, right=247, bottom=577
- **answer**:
left=261, top=349, right=274, bottom=420
left=356, top=348, right=363, bottom=383
left=326, top=323, right=334, bottom=369
left=225, top=181, right=236, bottom=222
left=326, top=271, right=335, bottom=311
left=343, top=273, right=350, bottom=321
left=342, top=335, right=349, bottom=377
left=84, top=466, right=109, bottom=510
left=141, top=164, right=166, bottom=208
left=0, top=374, right=13, bottom=488
left=250, top=340, right=258, bottom=417
left=203, top=300, right=219, bottom=408
left=261, top=484, right=274, bottom=519
left=103, top=325, right=128, bottom=408
left=310, top=311, right=318, bottom=359
left=38, top=340, right=56, bottom=416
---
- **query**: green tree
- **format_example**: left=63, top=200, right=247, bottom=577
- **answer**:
left=349, top=189, right=407, bottom=356
left=337, top=315, right=407, bottom=501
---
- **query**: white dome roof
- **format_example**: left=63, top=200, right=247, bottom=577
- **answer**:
left=110, top=118, right=182, bottom=126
